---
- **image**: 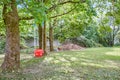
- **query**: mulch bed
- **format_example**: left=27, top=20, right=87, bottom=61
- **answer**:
left=59, top=43, right=84, bottom=51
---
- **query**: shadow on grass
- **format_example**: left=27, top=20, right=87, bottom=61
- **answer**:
left=21, top=56, right=46, bottom=68
left=0, top=56, right=45, bottom=80
left=16, top=47, right=119, bottom=80
left=0, top=47, right=120, bottom=80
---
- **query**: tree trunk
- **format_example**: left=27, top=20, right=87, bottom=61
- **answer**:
left=43, top=21, right=47, bottom=54
left=38, top=24, right=43, bottom=49
left=112, top=25, right=115, bottom=46
left=49, top=22, right=54, bottom=51
left=1, top=0, right=20, bottom=72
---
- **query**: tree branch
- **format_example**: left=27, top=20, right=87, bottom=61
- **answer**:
left=48, top=0, right=85, bottom=11
left=50, top=7, right=76, bottom=18
left=19, top=0, right=85, bottom=20
left=19, top=5, right=76, bottom=20
left=19, top=16, right=34, bottom=21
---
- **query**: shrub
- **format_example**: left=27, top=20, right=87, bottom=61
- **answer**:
left=0, top=38, right=5, bottom=54
left=70, top=36, right=103, bottom=47
left=114, top=42, right=120, bottom=47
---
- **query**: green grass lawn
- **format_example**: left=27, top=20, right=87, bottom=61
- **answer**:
left=0, top=47, right=120, bottom=80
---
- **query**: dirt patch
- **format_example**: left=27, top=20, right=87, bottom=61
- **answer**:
left=59, top=43, right=84, bottom=51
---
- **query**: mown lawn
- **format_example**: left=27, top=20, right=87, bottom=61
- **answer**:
left=0, top=47, right=120, bottom=80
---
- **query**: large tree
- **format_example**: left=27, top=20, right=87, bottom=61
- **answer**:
left=1, top=0, right=20, bottom=72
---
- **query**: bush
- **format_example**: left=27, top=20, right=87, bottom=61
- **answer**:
left=114, top=42, right=120, bottom=47
left=70, top=36, right=103, bottom=47
left=0, top=38, right=5, bottom=54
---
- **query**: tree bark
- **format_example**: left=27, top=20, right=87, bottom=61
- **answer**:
left=1, top=0, right=20, bottom=72
left=43, top=21, right=47, bottom=54
left=38, top=24, right=43, bottom=49
left=49, top=22, right=54, bottom=51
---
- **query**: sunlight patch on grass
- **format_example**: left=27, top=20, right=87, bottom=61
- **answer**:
left=62, top=62, right=71, bottom=66
left=0, top=55, right=4, bottom=64
left=20, top=53, right=33, bottom=60
left=0, top=47, right=120, bottom=80
left=62, top=54, right=72, bottom=57
left=44, top=57, right=54, bottom=62
left=81, top=62, right=104, bottom=68
left=54, top=66, right=75, bottom=74
left=19, top=47, right=120, bottom=79
left=59, top=57, right=69, bottom=62
left=81, top=61, right=119, bottom=69
left=104, top=60, right=120, bottom=68
left=53, top=60, right=60, bottom=64
left=70, top=57, right=78, bottom=61
left=105, top=52, right=120, bottom=56
left=110, top=47, right=119, bottom=50
left=0, top=54, right=4, bottom=58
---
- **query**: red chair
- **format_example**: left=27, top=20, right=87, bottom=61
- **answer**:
left=34, top=49, right=44, bottom=57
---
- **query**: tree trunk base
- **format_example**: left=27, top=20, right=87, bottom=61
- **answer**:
left=1, top=53, right=20, bottom=73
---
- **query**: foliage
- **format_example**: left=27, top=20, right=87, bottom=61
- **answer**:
left=0, top=38, right=5, bottom=54
left=116, top=30, right=120, bottom=39
left=84, top=0, right=120, bottom=47
left=19, top=0, right=48, bottom=24
left=0, top=6, right=5, bottom=53
left=70, top=36, right=103, bottom=47
left=82, top=22, right=99, bottom=42
left=54, top=1, right=96, bottom=43
left=114, top=42, right=120, bottom=47
left=0, top=6, right=5, bottom=36
left=19, top=20, right=34, bottom=39
left=0, top=0, right=120, bottom=51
